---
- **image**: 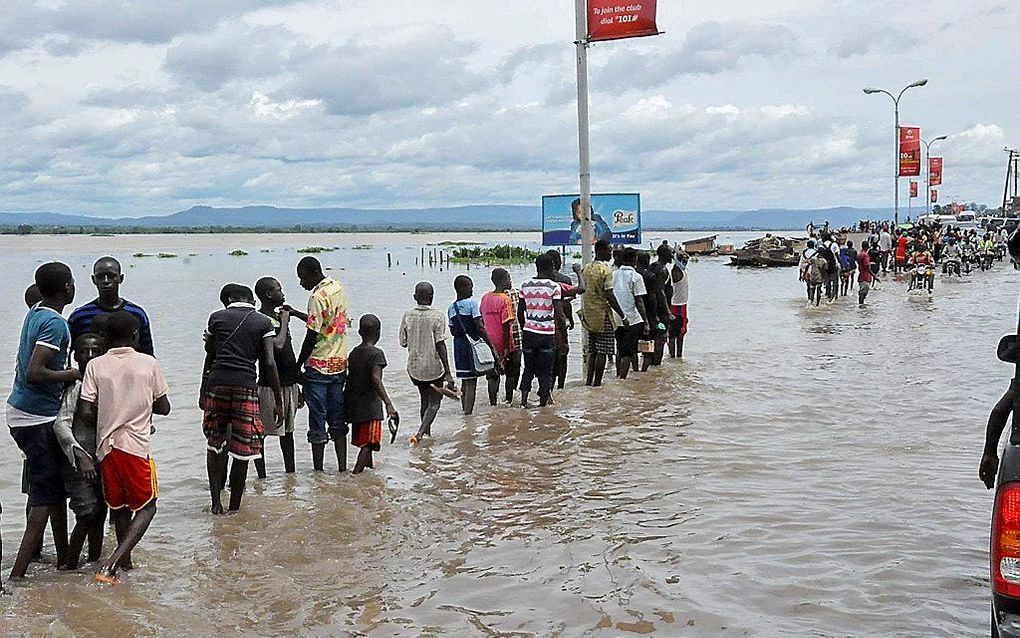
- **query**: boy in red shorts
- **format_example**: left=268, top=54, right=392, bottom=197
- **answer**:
left=345, top=315, right=397, bottom=474
left=75, top=312, right=170, bottom=584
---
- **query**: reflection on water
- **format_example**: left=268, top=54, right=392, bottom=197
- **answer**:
left=0, top=232, right=1015, bottom=636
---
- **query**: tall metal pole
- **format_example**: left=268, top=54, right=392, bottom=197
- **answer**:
left=894, top=102, right=900, bottom=226
left=864, top=80, right=927, bottom=227
left=574, top=0, right=593, bottom=266
left=925, top=140, right=931, bottom=217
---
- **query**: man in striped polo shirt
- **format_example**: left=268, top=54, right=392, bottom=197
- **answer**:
left=516, top=253, right=566, bottom=408
left=69, top=257, right=155, bottom=356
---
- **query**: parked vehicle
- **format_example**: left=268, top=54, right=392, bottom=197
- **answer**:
left=989, top=231, right=1020, bottom=637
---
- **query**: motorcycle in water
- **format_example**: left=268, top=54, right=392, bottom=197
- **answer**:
left=908, top=264, right=935, bottom=294
left=942, top=258, right=963, bottom=278
left=982, top=249, right=996, bottom=272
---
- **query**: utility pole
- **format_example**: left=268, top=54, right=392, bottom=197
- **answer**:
left=574, top=0, right=593, bottom=266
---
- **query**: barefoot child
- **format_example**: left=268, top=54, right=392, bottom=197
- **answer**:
left=52, top=333, right=106, bottom=569
left=399, top=282, right=456, bottom=445
left=75, top=312, right=170, bottom=584
left=345, top=315, right=397, bottom=473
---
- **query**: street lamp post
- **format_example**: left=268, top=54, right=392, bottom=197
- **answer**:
left=923, top=135, right=947, bottom=217
left=863, top=78, right=929, bottom=227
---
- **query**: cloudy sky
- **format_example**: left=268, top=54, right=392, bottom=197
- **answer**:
left=0, top=0, right=1015, bottom=217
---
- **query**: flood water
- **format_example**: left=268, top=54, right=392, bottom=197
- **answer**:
left=0, top=231, right=1014, bottom=637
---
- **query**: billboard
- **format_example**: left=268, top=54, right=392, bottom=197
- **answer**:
left=899, top=126, right=921, bottom=177
left=931, top=189, right=938, bottom=203
left=929, top=157, right=943, bottom=186
left=587, top=1, right=659, bottom=42
left=542, top=193, right=641, bottom=246
left=909, top=181, right=918, bottom=197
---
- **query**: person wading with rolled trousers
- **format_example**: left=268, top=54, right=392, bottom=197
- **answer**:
left=5, top=263, right=78, bottom=582
left=295, top=256, right=350, bottom=472
left=201, top=284, right=282, bottom=514
left=579, top=240, right=627, bottom=387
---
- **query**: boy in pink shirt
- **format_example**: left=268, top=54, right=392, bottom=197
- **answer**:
left=75, top=311, right=170, bottom=584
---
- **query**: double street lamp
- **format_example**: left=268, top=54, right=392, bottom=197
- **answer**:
left=923, top=135, right=947, bottom=216
left=863, top=78, right=929, bottom=226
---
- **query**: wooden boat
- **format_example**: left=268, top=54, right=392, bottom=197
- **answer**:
left=682, top=235, right=718, bottom=255
left=728, top=234, right=804, bottom=268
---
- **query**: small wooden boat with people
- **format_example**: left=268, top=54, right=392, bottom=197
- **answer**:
left=728, top=234, right=806, bottom=268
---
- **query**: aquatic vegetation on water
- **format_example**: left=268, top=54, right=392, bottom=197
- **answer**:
left=352, top=244, right=373, bottom=250
left=132, top=252, right=152, bottom=257
left=450, top=245, right=539, bottom=265
left=229, top=249, right=248, bottom=256
left=158, top=253, right=177, bottom=258
left=297, top=246, right=335, bottom=253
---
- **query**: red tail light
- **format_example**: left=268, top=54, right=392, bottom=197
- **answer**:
left=993, top=483, right=1020, bottom=597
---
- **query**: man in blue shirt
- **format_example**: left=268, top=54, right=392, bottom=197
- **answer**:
left=568, top=198, right=613, bottom=245
left=6, top=262, right=79, bottom=581
left=68, top=257, right=154, bottom=356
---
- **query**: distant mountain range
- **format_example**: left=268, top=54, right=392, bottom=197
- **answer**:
left=0, top=204, right=901, bottom=233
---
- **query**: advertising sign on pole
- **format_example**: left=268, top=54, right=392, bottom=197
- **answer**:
left=542, top=193, right=641, bottom=246
left=929, top=157, right=943, bottom=186
left=899, top=126, right=921, bottom=177
left=909, top=181, right=918, bottom=197
left=931, top=189, right=938, bottom=204
left=587, top=0, right=659, bottom=41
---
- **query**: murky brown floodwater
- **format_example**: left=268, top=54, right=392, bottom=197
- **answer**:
left=0, top=231, right=1013, bottom=637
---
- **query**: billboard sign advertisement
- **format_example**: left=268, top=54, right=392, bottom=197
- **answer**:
left=587, top=1, right=659, bottom=42
left=909, top=181, right=918, bottom=197
left=542, top=193, right=641, bottom=246
left=898, top=126, right=921, bottom=177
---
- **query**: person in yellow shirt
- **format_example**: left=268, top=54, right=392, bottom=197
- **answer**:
left=295, top=257, right=350, bottom=472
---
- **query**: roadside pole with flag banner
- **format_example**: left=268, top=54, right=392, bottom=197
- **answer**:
left=909, top=180, right=918, bottom=215
left=931, top=189, right=938, bottom=204
left=574, top=0, right=661, bottom=265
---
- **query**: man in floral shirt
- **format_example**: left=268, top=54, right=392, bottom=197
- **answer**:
left=295, top=256, right=349, bottom=471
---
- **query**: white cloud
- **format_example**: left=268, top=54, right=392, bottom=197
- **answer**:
left=0, top=0, right=1015, bottom=215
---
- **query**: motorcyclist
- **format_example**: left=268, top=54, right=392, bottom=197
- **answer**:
left=981, top=233, right=996, bottom=270
left=942, top=238, right=963, bottom=276
left=908, top=243, right=935, bottom=292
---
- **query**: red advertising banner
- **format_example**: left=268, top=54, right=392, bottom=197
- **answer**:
left=929, top=157, right=943, bottom=186
left=951, top=201, right=964, bottom=214
left=930, top=189, right=938, bottom=203
left=588, top=1, right=659, bottom=41
left=909, top=181, right=918, bottom=197
left=899, top=126, right=921, bottom=176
